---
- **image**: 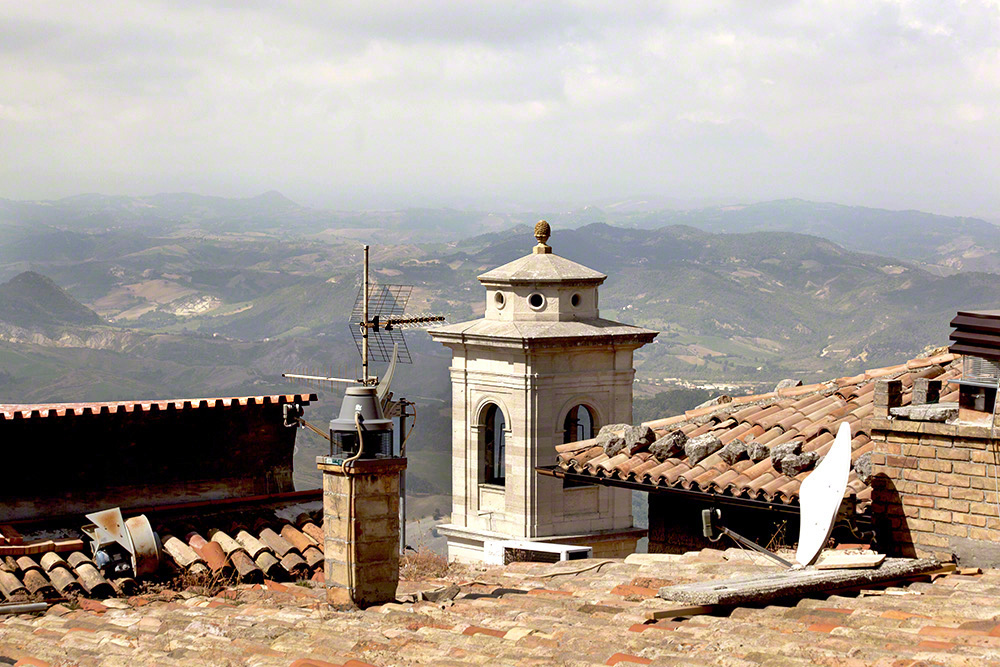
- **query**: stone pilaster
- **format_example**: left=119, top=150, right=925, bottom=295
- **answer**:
left=319, top=457, right=405, bottom=607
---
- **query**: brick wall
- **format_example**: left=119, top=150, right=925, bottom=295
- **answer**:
left=869, top=379, right=1000, bottom=566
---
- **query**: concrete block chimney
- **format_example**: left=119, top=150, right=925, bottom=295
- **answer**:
left=318, top=386, right=405, bottom=607
left=320, top=458, right=405, bottom=607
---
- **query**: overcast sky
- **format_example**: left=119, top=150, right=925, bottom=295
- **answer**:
left=2, top=1, right=999, bottom=216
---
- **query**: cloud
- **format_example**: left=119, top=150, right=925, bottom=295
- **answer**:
left=1, top=1, right=999, bottom=217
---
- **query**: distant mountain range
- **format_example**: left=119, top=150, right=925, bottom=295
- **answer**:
left=446, top=223, right=1000, bottom=378
left=3, top=194, right=998, bottom=273
left=2, top=194, right=1000, bottom=498
left=621, top=199, right=1000, bottom=274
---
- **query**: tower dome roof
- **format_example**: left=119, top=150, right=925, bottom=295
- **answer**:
left=478, top=252, right=606, bottom=285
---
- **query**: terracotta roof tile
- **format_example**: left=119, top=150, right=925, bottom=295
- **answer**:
left=757, top=406, right=796, bottom=431
left=555, top=352, right=963, bottom=512
left=0, top=501, right=326, bottom=603
left=6, top=547, right=1000, bottom=665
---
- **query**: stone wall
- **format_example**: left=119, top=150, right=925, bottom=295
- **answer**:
left=320, top=458, right=405, bottom=607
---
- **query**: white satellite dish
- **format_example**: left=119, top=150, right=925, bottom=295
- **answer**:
left=796, top=421, right=853, bottom=566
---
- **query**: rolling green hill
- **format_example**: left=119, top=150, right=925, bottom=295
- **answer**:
left=0, top=272, right=101, bottom=329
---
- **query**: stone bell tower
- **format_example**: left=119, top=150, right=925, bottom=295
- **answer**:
left=429, top=223, right=656, bottom=563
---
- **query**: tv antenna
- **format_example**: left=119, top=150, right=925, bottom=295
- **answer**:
left=282, top=244, right=445, bottom=396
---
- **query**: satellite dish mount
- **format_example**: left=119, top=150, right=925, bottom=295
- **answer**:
left=700, top=421, right=855, bottom=569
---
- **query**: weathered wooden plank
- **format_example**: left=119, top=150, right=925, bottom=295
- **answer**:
left=813, top=552, right=885, bottom=570
left=658, top=558, right=940, bottom=606
left=644, top=605, right=715, bottom=621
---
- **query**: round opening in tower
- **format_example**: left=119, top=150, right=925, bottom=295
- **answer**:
left=494, top=291, right=506, bottom=309
left=571, top=293, right=582, bottom=308
left=527, top=293, right=545, bottom=310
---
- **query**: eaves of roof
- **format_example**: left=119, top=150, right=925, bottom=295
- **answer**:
left=0, top=393, right=316, bottom=421
left=428, top=318, right=658, bottom=348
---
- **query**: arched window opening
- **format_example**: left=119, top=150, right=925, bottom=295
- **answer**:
left=563, top=404, right=595, bottom=444
left=482, top=403, right=506, bottom=486
left=563, top=404, right=597, bottom=488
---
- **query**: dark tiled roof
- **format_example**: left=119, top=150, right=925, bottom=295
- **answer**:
left=0, top=393, right=316, bottom=420
left=555, top=352, right=960, bottom=511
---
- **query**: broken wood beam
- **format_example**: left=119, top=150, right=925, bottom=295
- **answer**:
left=644, top=605, right=716, bottom=621
left=658, top=558, right=940, bottom=606
left=813, top=551, right=885, bottom=570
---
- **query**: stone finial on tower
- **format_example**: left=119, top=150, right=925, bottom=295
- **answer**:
left=533, top=220, right=552, bottom=254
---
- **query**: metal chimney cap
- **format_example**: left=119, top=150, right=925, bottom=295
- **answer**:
left=330, top=385, right=392, bottom=432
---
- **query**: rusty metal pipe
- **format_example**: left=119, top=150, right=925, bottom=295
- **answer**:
left=0, top=602, right=48, bottom=615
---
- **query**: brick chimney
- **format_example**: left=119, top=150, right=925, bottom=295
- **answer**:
left=868, top=311, right=1000, bottom=567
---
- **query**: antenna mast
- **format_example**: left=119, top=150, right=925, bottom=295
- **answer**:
left=283, top=244, right=445, bottom=390
left=362, top=244, right=371, bottom=384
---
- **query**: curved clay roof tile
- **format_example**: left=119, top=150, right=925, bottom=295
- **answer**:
left=692, top=467, right=722, bottom=487
left=710, top=469, right=741, bottom=490
left=661, top=462, right=693, bottom=485
left=629, top=459, right=661, bottom=479
left=641, top=413, right=689, bottom=429
left=732, top=404, right=766, bottom=422
left=718, top=422, right=754, bottom=445
left=802, top=431, right=835, bottom=454
left=642, top=461, right=677, bottom=484
left=774, top=479, right=802, bottom=500
left=757, top=407, right=797, bottom=431
left=744, top=404, right=784, bottom=427
left=598, top=453, right=630, bottom=471
left=753, top=427, right=785, bottom=446
left=765, top=429, right=802, bottom=450
left=686, top=422, right=718, bottom=439
left=745, top=473, right=777, bottom=494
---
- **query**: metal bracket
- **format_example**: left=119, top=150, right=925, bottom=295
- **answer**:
left=702, top=508, right=794, bottom=569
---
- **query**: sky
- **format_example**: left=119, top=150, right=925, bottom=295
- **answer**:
left=2, top=1, right=999, bottom=217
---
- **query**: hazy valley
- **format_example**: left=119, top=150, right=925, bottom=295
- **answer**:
left=2, top=193, right=999, bottom=513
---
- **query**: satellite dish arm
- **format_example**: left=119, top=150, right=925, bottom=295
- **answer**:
left=377, top=342, right=398, bottom=404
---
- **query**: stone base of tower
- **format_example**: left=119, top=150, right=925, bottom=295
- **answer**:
left=438, top=523, right=647, bottom=564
